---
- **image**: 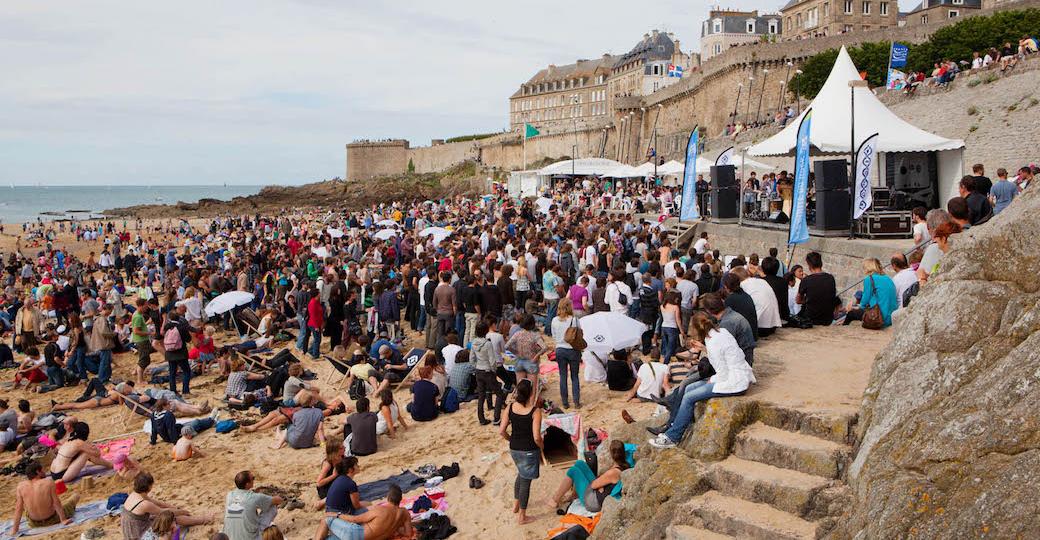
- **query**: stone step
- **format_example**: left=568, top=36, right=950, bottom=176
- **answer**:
left=756, top=403, right=858, bottom=445
left=710, top=456, right=833, bottom=517
left=682, top=490, right=817, bottom=540
left=666, top=524, right=736, bottom=540
left=733, top=422, right=851, bottom=479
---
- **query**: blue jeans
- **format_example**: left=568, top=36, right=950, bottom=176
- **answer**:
left=97, top=349, right=113, bottom=383
left=544, top=300, right=558, bottom=335
left=68, top=347, right=87, bottom=379
left=296, top=315, right=309, bottom=351
left=307, top=326, right=322, bottom=358
left=454, top=312, right=465, bottom=339
left=664, top=381, right=743, bottom=443
left=555, top=348, right=581, bottom=406
left=186, top=417, right=215, bottom=434
left=45, top=365, right=66, bottom=390
left=168, top=356, right=191, bottom=394
left=417, top=309, right=427, bottom=333
left=661, top=327, right=679, bottom=363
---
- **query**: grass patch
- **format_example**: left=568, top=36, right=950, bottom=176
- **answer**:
left=967, top=106, right=978, bottom=115
left=969, top=125, right=979, bottom=133
left=967, top=78, right=981, bottom=87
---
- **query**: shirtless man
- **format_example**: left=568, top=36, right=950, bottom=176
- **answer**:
left=316, top=485, right=411, bottom=540
left=9, top=461, right=78, bottom=536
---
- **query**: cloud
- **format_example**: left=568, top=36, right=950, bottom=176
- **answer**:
left=2, top=0, right=809, bottom=185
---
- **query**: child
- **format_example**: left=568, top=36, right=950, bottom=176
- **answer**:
left=172, top=424, right=204, bottom=461
left=16, top=400, right=35, bottom=435
left=196, top=325, right=217, bottom=372
left=13, top=346, right=46, bottom=391
left=314, top=438, right=345, bottom=509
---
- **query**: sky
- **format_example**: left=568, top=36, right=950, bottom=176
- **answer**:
left=3, top=0, right=924, bottom=187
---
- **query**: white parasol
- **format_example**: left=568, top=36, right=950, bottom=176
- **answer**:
left=326, top=227, right=345, bottom=238
left=311, top=246, right=330, bottom=259
left=579, top=312, right=648, bottom=355
left=204, top=291, right=254, bottom=317
left=373, top=229, right=400, bottom=241
left=376, top=219, right=398, bottom=228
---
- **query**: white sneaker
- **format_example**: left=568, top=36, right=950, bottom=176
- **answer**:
left=648, top=434, right=676, bottom=448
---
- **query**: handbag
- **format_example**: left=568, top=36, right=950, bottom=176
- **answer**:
left=564, top=318, right=587, bottom=351
left=861, top=277, right=884, bottom=330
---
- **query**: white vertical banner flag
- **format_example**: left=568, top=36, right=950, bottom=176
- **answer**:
left=853, top=133, right=879, bottom=219
left=715, top=146, right=735, bottom=166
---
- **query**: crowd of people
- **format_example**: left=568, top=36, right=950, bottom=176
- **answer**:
left=0, top=161, right=1030, bottom=538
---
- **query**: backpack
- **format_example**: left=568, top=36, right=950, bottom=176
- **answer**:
left=162, top=325, right=182, bottom=350
left=638, top=285, right=659, bottom=323
left=348, top=376, right=368, bottom=401
left=440, top=387, right=460, bottom=413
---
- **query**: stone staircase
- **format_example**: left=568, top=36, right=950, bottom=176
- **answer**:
left=666, top=219, right=698, bottom=249
left=665, top=406, right=855, bottom=540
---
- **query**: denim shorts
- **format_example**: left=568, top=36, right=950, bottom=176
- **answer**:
left=514, top=358, right=539, bottom=374
left=326, top=516, right=364, bottom=540
left=510, top=449, right=541, bottom=480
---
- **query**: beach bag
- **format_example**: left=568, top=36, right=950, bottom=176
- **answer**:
left=215, top=419, right=239, bottom=433
left=564, top=319, right=587, bottom=351
left=162, top=326, right=182, bottom=350
left=440, top=387, right=460, bottom=413
left=348, top=376, right=368, bottom=401
left=106, top=492, right=129, bottom=512
left=861, top=277, right=884, bottom=330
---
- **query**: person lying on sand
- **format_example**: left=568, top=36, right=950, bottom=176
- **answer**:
left=9, top=461, right=78, bottom=536
left=314, top=484, right=412, bottom=540
left=50, top=380, right=210, bottom=416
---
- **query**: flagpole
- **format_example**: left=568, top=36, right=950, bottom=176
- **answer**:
left=885, top=41, right=893, bottom=90
left=523, top=128, right=527, bottom=171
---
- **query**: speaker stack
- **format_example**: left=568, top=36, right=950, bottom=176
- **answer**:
left=709, top=165, right=739, bottom=223
left=813, top=160, right=850, bottom=233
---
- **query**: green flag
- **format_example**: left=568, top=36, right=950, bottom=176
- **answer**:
left=524, top=123, right=540, bottom=139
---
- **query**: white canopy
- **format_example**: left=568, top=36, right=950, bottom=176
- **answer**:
left=657, top=160, right=684, bottom=175
left=602, top=164, right=642, bottom=178
left=537, top=158, right=623, bottom=176
left=747, top=46, right=964, bottom=157
left=632, top=162, right=657, bottom=176
left=659, top=156, right=776, bottom=176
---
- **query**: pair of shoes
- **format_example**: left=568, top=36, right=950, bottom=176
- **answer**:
left=575, top=401, right=582, bottom=409
left=648, top=434, right=677, bottom=449
left=469, top=475, right=485, bottom=489
left=492, top=419, right=501, bottom=426
left=478, top=419, right=491, bottom=426
left=646, top=424, right=669, bottom=436
left=621, top=410, right=635, bottom=424
left=562, top=402, right=570, bottom=409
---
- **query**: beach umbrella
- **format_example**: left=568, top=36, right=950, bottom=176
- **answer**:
left=311, top=246, right=331, bottom=259
left=535, top=197, right=554, bottom=215
left=376, top=219, right=398, bottom=228
left=579, top=312, right=648, bottom=355
left=418, top=226, right=450, bottom=237
left=326, top=227, right=345, bottom=238
left=373, top=229, right=399, bottom=241
left=204, top=291, right=254, bottom=317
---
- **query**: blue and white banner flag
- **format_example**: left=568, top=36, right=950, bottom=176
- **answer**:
left=853, top=133, right=879, bottom=219
left=715, top=146, right=735, bottom=167
left=679, top=128, right=700, bottom=221
left=890, top=43, right=909, bottom=68
left=789, top=110, right=813, bottom=245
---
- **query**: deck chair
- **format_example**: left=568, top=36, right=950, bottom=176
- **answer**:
left=390, top=348, right=429, bottom=391
left=234, top=308, right=263, bottom=338
left=110, top=390, right=154, bottom=424
left=322, top=354, right=353, bottom=388
left=235, top=349, right=274, bottom=372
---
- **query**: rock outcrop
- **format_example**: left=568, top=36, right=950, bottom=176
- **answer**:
left=845, top=186, right=1040, bottom=538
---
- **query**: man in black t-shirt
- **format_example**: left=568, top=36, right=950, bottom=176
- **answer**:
left=971, top=163, right=992, bottom=197
left=722, top=273, right=759, bottom=340
left=796, top=252, right=837, bottom=326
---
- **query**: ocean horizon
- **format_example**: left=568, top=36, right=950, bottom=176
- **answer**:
left=0, top=184, right=268, bottom=224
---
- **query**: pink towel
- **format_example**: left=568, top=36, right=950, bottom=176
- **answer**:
left=97, top=438, right=135, bottom=471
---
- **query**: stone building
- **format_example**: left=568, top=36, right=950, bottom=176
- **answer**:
left=508, top=55, right=615, bottom=133
left=607, top=30, right=690, bottom=110
left=345, top=139, right=409, bottom=181
left=905, top=0, right=982, bottom=25
left=700, top=9, right=782, bottom=61
left=780, top=0, right=900, bottom=40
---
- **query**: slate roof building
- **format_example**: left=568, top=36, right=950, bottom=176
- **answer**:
left=700, top=9, right=782, bottom=61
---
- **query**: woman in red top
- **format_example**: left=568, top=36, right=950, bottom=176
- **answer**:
left=306, top=289, right=325, bottom=359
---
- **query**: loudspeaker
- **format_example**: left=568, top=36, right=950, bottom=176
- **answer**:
left=710, top=188, right=739, bottom=220
left=814, top=160, right=848, bottom=191
left=814, top=189, right=851, bottom=230
left=710, top=165, right=737, bottom=189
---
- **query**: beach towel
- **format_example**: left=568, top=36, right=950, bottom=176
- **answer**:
left=0, top=499, right=112, bottom=540
left=97, top=437, right=135, bottom=471
left=545, top=512, right=601, bottom=540
left=541, top=413, right=582, bottom=445
left=400, top=488, right=447, bottom=521
left=539, top=362, right=559, bottom=375
left=358, top=470, right=424, bottom=501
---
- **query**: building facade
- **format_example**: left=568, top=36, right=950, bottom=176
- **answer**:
left=780, top=0, right=900, bottom=40
left=508, top=55, right=615, bottom=133
left=608, top=30, right=690, bottom=111
left=905, top=0, right=982, bottom=25
left=700, top=10, right=782, bottom=61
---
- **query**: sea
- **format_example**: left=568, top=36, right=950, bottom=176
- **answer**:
left=0, top=185, right=266, bottom=224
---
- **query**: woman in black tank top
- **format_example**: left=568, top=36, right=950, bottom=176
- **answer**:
left=498, top=380, right=542, bottom=525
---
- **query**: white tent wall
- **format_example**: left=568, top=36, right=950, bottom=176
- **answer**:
left=937, top=148, right=966, bottom=203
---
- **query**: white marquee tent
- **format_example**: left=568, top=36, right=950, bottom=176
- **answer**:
left=747, top=46, right=965, bottom=203
left=537, top=158, right=623, bottom=177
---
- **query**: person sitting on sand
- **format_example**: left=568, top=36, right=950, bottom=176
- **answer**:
left=9, top=461, right=78, bottom=536
left=314, top=439, right=345, bottom=508
left=316, top=484, right=411, bottom=540
left=15, top=400, right=35, bottom=436
left=225, top=357, right=269, bottom=408
left=172, top=424, right=205, bottom=461
left=375, top=388, right=407, bottom=439
left=122, top=472, right=214, bottom=540
left=406, top=365, right=440, bottom=423
left=13, top=346, right=46, bottom=391
left=271, top=392, right=325, bottom=450
left=48, top=422, right=114, bottom=484
left=322, top=456, right=366, bottom=517
left=224, top=470, right=282, bottom=540
left=140, top=510, right=178, bottom=540
left=547, top=440, right=631, bottom=514
left=150, top=398, right=217, bottom=446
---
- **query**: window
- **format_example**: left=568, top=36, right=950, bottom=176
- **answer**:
left=796, top=13, right=802, bottom=26
left=862, top=1, right=871, bottom=15
left=714, top=43, right=722, bottom=55
left=844, top=24, right=854, bottom=32
left=712, top=18, right=722, bottom=33
left=768, top=20, right=778, bottom=33
left=880, top=1, right=888, bottom=15
left=808, top=7, right=818, bottom=28
left=952, top=0, right=963, bottom=4
left=920, top=14, right=928, bottom=23
left=948, top=9, right=959, bottom=17
left=824, top=2, right=830, bottom=16
left=844, top=0, right=853, bottom=14
left=746, top=19, right=756, bottom=33
left=786, top=17, right=792, bottom=30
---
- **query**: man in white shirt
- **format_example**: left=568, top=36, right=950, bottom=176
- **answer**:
left=733, top=267, right=782, bottom=337
left=890, top=253, right=916, bottom=309
left=693, top=233, right=710, bottom=255
left=675, top=269, right=699, bottom=331
left=605, top=269, right=633, bottom=314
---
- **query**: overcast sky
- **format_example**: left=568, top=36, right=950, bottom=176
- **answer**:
left=4, top=0, right=926, bottom=186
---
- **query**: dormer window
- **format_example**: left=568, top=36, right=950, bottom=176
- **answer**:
left=768, top=19, right=778, bottom=34
left=746, top=19, right=756, bottom=33
left=712, top=18, right=722, bottom=33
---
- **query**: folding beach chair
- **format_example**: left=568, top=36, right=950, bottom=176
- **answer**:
left=235, top=349, right=274, bottom=372
left=233, top=307, right=263, bottom=338
left=390, top=348, right=429, bottom=392
left=322, top=353, right=353, bottom=388
left=109, top=390, right=154, bottom=424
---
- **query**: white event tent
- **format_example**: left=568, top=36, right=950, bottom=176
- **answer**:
left=537, top=158, right=623, bottom=177
left=747, top=46, right=964, bottom=205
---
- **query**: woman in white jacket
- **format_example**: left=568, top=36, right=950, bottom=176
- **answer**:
left=649, top=311, right=755, bottom=448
